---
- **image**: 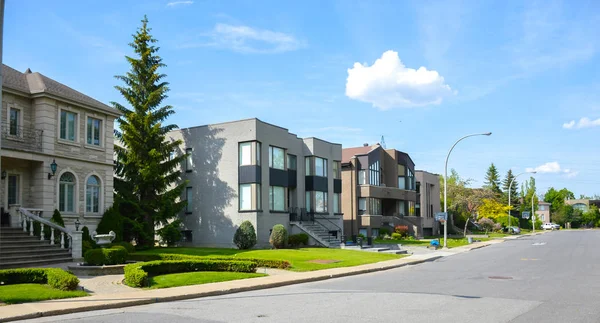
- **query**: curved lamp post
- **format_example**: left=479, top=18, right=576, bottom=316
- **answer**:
left=508, top=171, right=536, bottom=230
left=443, top=132, right=492, bottom=248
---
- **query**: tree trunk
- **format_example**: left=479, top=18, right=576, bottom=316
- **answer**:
left=463, top=214, right=471, bottom=237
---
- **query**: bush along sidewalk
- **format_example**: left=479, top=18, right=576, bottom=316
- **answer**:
left=0, top=268, right=80, bottom=291
left=128, top=253, right=291, bottom=269
left=124, top=259, right=258, bottom=287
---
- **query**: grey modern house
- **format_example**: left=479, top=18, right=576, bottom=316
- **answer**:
left=415, top=170, right=441, bottom=237
left=167, top=118, right=343, bottom=248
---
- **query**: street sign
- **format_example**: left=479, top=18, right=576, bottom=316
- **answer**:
left=522, top=211, right=531, bottom=219
left=435, top=212, right=447, bottom=221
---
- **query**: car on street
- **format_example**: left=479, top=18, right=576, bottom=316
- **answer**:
left=509, top=226, right=521, bottom=234
left=542, top=223, right=560, bottom=230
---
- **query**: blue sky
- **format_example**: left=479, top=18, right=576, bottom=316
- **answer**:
left=5, top=0, right=600, bottom=196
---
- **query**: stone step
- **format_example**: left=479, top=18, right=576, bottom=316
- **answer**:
left=0, top=239, right=55, bottom=246
left=0, top=235, right=47, bottom=242
left=0, top=257, right=74, bottom=270
left=0, top=244, right=64, bottom=253
left=0, top=246, right=68, bottom=256
left=1, top=251, right=72, bottom=263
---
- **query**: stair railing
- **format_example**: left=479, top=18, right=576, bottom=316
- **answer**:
left=18, top=207, right=72, bottom=251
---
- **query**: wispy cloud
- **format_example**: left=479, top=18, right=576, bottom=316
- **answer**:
left=526, top=161, right=578, bottom=178
left=167, top=1, right=193, bottom=7
left=345, top=50, right=455, bottom=110
left=563, top=117, right=600, bottom=129
left=179, top=23, right=305, bottom=54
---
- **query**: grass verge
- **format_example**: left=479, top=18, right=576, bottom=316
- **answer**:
left=148, top=271, right=267, bottom=289
left=136, top=248, right=404, bottom=272
left=373, top=239, right=431, bottom=246
left=0, top=284, right=88, bottom=304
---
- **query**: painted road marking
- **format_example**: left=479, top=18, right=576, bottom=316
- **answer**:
left=532, top=242, right=546, bottom=246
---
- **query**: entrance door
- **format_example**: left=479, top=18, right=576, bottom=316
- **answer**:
left=7, top=174, right=20, bottom=205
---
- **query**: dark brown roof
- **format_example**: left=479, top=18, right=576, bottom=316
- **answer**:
left=342, top=144, right=380, bottom=163
left=2, top=64, right=120, bottom=116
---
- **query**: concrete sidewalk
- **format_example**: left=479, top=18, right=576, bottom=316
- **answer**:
left=0, top=238, right=512, bottom=322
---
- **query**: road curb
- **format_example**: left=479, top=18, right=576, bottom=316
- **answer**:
left=0, top=255, right=448, bottom=322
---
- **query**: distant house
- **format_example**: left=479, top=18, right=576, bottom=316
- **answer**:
left=535, top=201, right=551, bottom=224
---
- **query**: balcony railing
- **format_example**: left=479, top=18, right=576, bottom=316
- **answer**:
left=1, top=122, right=43, bottom=152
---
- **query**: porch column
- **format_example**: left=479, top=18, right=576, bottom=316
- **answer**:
left=71, top=230, right=83, bottom=261
left=8, top=204, right=21, bottom=228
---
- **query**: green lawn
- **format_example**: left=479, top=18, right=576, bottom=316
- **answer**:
left=148, top=271, right=267, bottom=289
left=136, top=247, right=404, bottom=271
left=0, top=284, right=88, bottom=305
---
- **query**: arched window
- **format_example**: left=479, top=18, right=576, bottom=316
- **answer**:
left=59, top=172, right=76, bottom=212
left=86, top=175, right=100, bottom=213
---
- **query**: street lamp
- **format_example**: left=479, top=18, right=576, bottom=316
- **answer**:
left=532, top=192, right=535, bottom=233
left=508, top=171, right=536, bottom=230
left=443, top=132, right=492, bottom=248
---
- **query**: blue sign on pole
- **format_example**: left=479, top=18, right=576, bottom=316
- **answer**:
left=435, top=212, right=447, bottom=221
left=522, top=211, right=531, bottom=219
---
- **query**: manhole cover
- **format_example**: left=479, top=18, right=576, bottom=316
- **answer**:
left=488, top=276, right=513, bottom=280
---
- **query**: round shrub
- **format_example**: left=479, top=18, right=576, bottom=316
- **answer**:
left=110, top=241, right=135, bottom=253
left=391, top=232, right=402, bottom=240
left=157, top=220, right=182, bottom=246
left=288, top=233, right=309, bottom=247
left=233, top=221, right=257, bottom=249
left=0, top=268, right=79, bottom=291
left=269, top=224, right=288, bottom=249
left=84, top=246, right=129, bottom=266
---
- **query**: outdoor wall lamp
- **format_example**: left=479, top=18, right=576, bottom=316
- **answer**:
left=48, top=159, right=58, bottom=180
left=74, top=218, right=81, bottom=231
left=1, top=171, right=6, bottom=180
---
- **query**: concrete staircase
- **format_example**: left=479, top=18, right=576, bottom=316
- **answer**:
left=291, top=222, right=342, bottom=248
left=0, top=227, right=72, bottom=269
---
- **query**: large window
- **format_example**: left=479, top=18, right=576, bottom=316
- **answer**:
left=60, top=110, right=77, bottom=141
left=408, top=200, right=415, bottom=216
left=306, top=191, right=328, bottom=213
left=9, top=108, right=20, bottom=136
left=59, top=172, right=76, bottom=213
left=185, top=187, right=193, bottom=213
left=407, top=169, right=415, bottom=190
left=397, top=200, right=406, bottom=216
left=86, top=117, right=102, bottom=146
left=269, top=146, right=285, bottom=170
left=239, top=142, right=261, bottom=166
left=239, top=183, right=261, bottom=211
left=333, top=193, right=341, bottom=214
left=369, top=160, right=380, bottom=186
left=306, top=156, right=327, bottom=177
left=7, top=174, right=19, bottom=205
left=269, top=186, right=287, bottom=211
left=305, top=191, right=312, bottom=212
left=287, top=154, right=297, bottom=170
left=333, top=161, right=341, bottom=179
left=358, top=198, right=366, bottom=215
left=85, top=175, right=100, bottom=213
left=369, top=198, right=382, bottom=215
left=358, top=170, right=366, bottom=185
left=185, top=148, right=193, bottom=172
left=398, top=164, right=406, bottom=190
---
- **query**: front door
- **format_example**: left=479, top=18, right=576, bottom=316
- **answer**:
left=7, top=174, right=20, bottom=206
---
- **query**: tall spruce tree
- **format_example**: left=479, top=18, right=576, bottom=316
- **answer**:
left=501, top=169, right=519, bottom=206
left=484, top=163, right=502, bottom=195
left=112, top=16, right=187, bottom=247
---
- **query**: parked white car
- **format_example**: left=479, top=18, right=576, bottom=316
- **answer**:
left=542, top=223, right=560, bottom=230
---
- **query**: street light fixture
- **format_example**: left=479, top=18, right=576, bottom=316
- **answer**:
left=532, top=192, right=536, bottom=233
left=508, top=171, right=536, bottom=230
left=443, top=132, right=492, bottom=248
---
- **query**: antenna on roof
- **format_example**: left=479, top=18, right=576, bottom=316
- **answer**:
left=381, top=135, right=386, bottom=149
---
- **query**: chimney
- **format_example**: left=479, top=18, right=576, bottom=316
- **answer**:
left=363, top=143, right=369, bottom=147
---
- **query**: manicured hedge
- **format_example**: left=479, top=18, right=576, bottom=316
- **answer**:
left=0, top=268, right=79, bottom=291
left=288, top=233, right=309, bottom=247
left=124, top=259, right=258, bottom=287
left=110, top=241, right=136, bottom=253
left=84, top=246, right=129, bottom=266
left=129, top=253, right=291, bottom=269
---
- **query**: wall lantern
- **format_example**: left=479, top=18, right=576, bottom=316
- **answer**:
left=48, top=159, right=58, bottom=180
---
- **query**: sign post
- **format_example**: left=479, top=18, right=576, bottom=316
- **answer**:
left=435, top=212, right=448, bottom=222
left=522, top=211, right=531, bottom=219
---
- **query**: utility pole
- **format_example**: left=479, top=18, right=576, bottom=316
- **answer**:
left=532, top=192, right=535, bottom=233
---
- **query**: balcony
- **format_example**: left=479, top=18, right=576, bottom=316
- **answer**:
left=1, top=122, right=43, bottom=153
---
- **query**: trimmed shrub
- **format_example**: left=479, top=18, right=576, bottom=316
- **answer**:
left=233, top=221, right=257, bottom=250
left=288, top=233, right=309, bottom=247
left=269, top=224, right=288, bottom=249
left=110, top=241, right=135, bottom=253
left=394, top=225, right=409, bottom=238
left=124, top=259, right=258, bottom=287
left=0, top=268, right=79, bottom=291
left=391, top=232, right=402, bottom=240
left=128, top=253, right=291, bottom=269
left=157, top=220, right=182, bottom=247
left=84, top=246, right=129, bottom=266
left=378, top=228, right=391, bottom=238
left=96, top=205, right=123, bottom=242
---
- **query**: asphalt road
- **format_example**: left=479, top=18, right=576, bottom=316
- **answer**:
left=24, top=230, right=600, bottom=323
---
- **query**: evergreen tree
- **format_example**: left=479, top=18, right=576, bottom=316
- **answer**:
left=484, top=163, right=502, bottom=195
left=112, top=16, right=187, bottom=247
left=501, top=169, right=519, bottom=206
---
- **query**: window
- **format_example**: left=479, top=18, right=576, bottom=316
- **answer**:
left=85, top=175, right=100, bottom=213
left=369, top=160, right=380, bottom=186
left=539, top=205, right=545, bottom=211
left=372, top=228, right=379, bottom=238
left=369, top=198, right=381, bottom=215
left=358, top=170, right=366, bottom=185
left=239, top=183, right=261, bottom=211
left=333, top=161, right=341, bottom=179
left=398, top=164, right=406, bottom=190
left=287, top=155, right=297, bottom=170
left=60, top=110, right=77, bottom=141
left=305, top=157, right=312, bottom=175
left=358, top=198, right=367, bottom=215
left=269, top=186, right=287, bottom=211
left=9, top=108, right=20, bottom=136
left=315, top=157, right=327, bottom=177
left=185, top=187, right=193, bottom=213
left=239, top=142, right=261, bottom=166
left=333, top=193, right=341, bottom=213
left=408, top=200, right=415, bottom=216
left=359, top=228, right=368, bottom=237
left=397, top=200, right=406, bottom=216
left=416, top=203, right=421, bottom=217
left=541, top=215, right=545, bottom=221
left=306, top=191, right=312, bottom=212
left=416, top=182, right=421, bottom=194
left=185, top=148, right=193, bottom=172
left=407, top=169, right=415, bottom=190
left=86, top=117, right=102, bottom=146
left=7, top=175, right=19, bottom=205
left=59, top=172, right=76, bottom=213
left=269, top=146, right=285, bottom=170
left=315, top=191, right=328, bottom=213
left=169, top=151, right=176, bottom=161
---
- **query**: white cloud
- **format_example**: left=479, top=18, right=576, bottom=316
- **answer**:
left=167, top=1, right=193, bottom=7
left=181, top=23, right=304, bottom=54
left=526, top=162, right=578, bottom=178
left=345, top=50, right=454, bottom=110
left=563, top=117, right=600, bottom=129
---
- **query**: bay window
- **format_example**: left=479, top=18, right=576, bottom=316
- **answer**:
left=239, top=141, right=261, bottom=166
left=269, top=146, right=285, bottom=170
left=269, top=186, right=287, bottom=211
left=239, top=183, right=261, bottom=211
left=333, top=161, right=341, bottom=179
